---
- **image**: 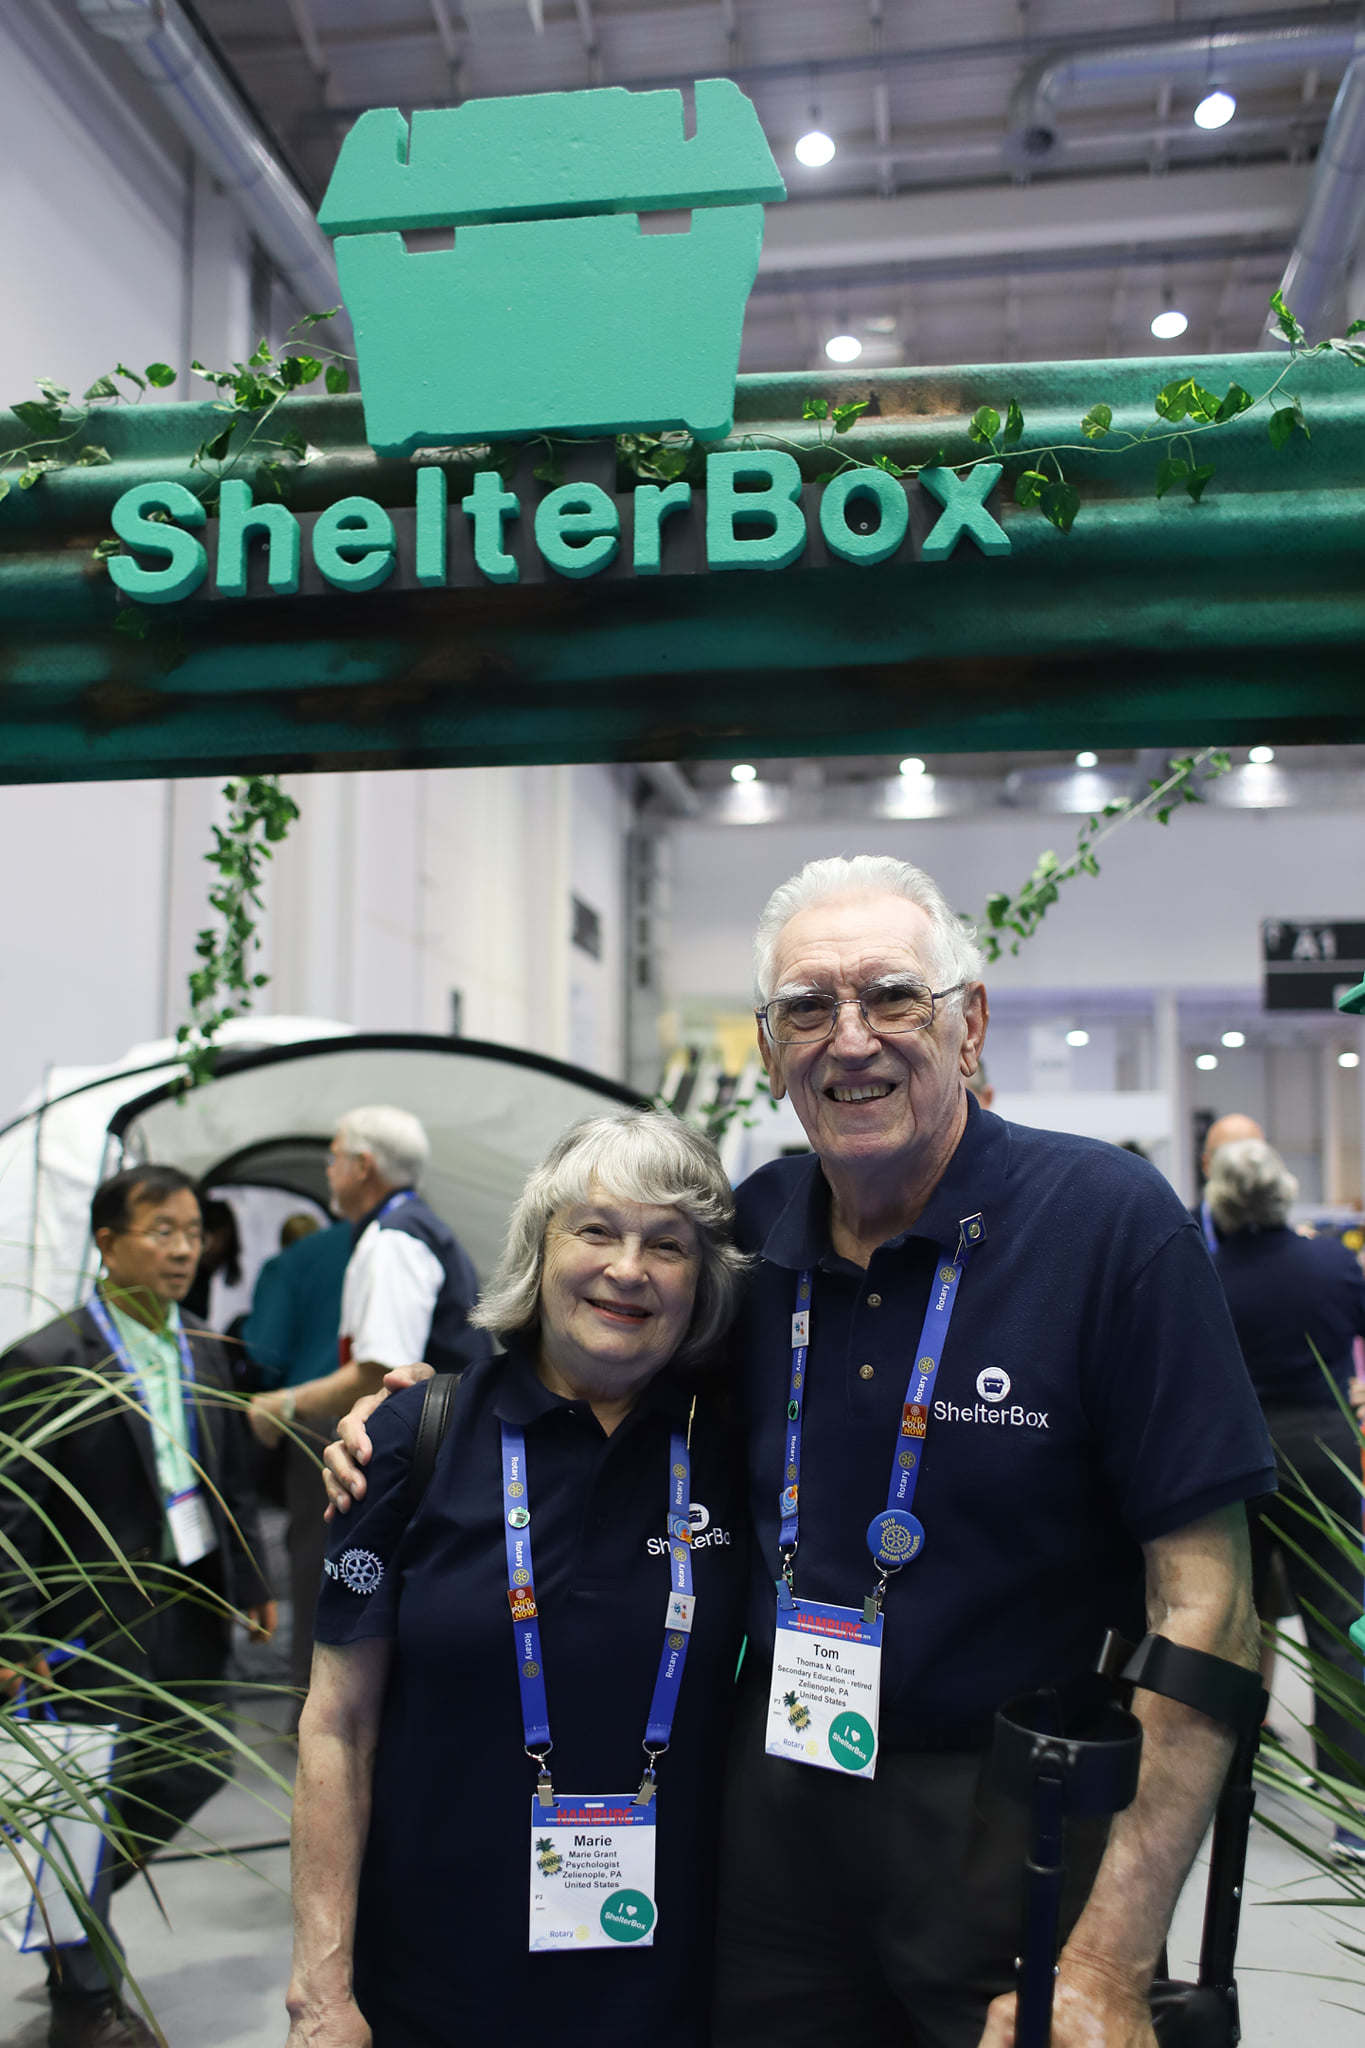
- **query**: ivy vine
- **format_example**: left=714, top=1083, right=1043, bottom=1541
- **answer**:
left=978, top=747, right=1232, bottom=961
left=176, top=776, right=300, bottom=1089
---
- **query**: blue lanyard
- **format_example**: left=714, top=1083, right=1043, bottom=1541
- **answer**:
left=1200, top=1198, right=1219, bottom=1254
left=86, top=1292, right=201, bottom=1469
left=777, top=1212, right=985, bottom=1615
left=377, top=1190, right=413, bottom=1221
left=501, top=1417, right=693, bottom=1807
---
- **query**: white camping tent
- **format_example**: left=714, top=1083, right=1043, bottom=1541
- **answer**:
left=0, top=1020, right=637, bottom=1351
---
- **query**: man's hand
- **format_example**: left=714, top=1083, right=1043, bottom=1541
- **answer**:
left=1348, top=1374, right=1365, bottom=1432
left=246, top=1602, right=278, bottom=1643
left=249, top=1391, right=288, bottom=1448
left=285, top=1993, right=372, bottom=2047
left=979, top=1954, right=1157, bottom=2048
left=321, top=1365, right=433, bottom=1519
left=0, top=1655, right=51, bottom=1702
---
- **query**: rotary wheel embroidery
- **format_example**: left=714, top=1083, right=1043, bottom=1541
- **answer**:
left=339, top=1547, right=384, bottom=1595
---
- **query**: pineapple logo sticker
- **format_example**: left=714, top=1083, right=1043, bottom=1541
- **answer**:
left=601, top=1889, right=656, bottom=1943
left=534, top=1836, right=562, bottom=1876
left=782, top=1689, right=811, bottom=1732
left=318, top=80, right=785, bottom=455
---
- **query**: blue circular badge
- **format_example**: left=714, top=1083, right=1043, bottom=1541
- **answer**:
left=866, top=1508, right=924, bottom=1568
left=779, top=1484, right=799, bottom=1518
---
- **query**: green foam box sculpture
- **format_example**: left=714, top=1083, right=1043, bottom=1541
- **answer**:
left=318, top=79, right=785, bottom=455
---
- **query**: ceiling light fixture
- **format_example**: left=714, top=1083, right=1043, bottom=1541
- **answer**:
left=1151, top=309, right=1189, bottom=340
left=730, top=762, right=757, bottom=783
left=899, top=756, right=926, bottom=777
left=1248, top=744, right=1275, bottom=764
left=1220, top=1031, right=1245, bottom=1049
left=795, top=129, right=836, bottom=167
left=1194, top=88, right=1236, bottom=129
left=1074, top=750, right=1098, bottom=768
left=1065, top=1029, right=1090, bottom=1048
left=1340, top=1050, right=1361, bottom=1069
left=1195, top=1052, right=1219, bottom=1071
left=825, top=334, right=862, bottom=362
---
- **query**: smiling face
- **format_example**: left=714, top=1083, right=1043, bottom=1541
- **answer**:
left=758, top=891, right=988, bottom=1188
left=537, top=1193, right=702, bottom=1406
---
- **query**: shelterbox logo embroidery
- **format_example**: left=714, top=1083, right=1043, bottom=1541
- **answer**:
left=103, top=81, right=1011, bottom=611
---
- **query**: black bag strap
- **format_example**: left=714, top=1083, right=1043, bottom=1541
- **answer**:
left=407, top=1372, right=461, bottom=1509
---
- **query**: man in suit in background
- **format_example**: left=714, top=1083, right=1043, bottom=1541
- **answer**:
left=0, top=1165, right=274, bottom=2048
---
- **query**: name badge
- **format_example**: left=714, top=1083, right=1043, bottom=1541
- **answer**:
left=528, top=1793, right=658, bottom=1952
left=764, top=1598, right=882, bottom=1779
left=166, top=1487, right=217, bottom=1567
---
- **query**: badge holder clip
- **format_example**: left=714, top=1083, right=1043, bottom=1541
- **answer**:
left=636, top=1740, right=666, bottom=1807
left=528, top=1743, right=555, bottom=1810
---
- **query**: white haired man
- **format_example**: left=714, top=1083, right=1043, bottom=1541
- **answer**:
left=324, top=862, right=1274, bottom=2048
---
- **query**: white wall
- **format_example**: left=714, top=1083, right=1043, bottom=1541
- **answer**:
left=667, top=807, right=1365, bottom=1007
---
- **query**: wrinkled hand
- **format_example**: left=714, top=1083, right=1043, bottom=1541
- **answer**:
left=246, top=1602, right=278, bottom=1643
left=1348, top=1375, right=1365, bottom=1432
left=249, top=1392, right=287, bottom=1448
left=321, top=1365, right=433, bottom=1519
left=978, top=1955, right=1156, bottom=2048
left=285, top=1993, right=372, bottom=2047
left=0, top=1656, right=51, bottom=1703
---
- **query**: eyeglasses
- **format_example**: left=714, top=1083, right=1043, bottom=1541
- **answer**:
left=757, top=980, right=965, bottom=1045
left=121, top=1225, right=205, bottom=1251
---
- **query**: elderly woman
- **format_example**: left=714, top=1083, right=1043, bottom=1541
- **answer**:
left=1206, top=1137, right=1365, bottom=1863
left=286, top=1111, right=749, bottom=2048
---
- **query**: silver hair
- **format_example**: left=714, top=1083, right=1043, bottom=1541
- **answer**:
left=335, top=1105, right=430, bottom=1189
left=753, top=854, right=984, bottom=1008
left=1206, top=1138, right=1298, bottom=1235
left=471, top=1110, right=750, bottom=1367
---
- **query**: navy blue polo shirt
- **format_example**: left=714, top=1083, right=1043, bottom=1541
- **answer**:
left=314, top=1336, right=746, bottom=2046
left=1212, top=1224, right=1365, bottom=1408
left=732, top=1097, right=1276, bottom=1751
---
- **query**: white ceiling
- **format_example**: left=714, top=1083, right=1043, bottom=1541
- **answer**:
left=186, top=0, right=1360, bottom=368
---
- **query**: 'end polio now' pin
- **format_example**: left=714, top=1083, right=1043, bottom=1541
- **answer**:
left=867, top=1507, right=924, bottom=1569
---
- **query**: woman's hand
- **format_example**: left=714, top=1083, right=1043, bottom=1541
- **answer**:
left=322, top=1365, right=433, bottom=1518
left=284, top=1992, right=372, bottom=2047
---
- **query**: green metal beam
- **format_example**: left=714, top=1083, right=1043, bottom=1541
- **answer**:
left=1, top=351, right=1362, bottom=785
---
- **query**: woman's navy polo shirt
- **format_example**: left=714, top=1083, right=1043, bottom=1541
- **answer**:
left=314, top=1336, right=746, bottom=2048
left=731, top=1097, right=1276, bottom=1751
left=1213, top=1224, right=1365, bottom=1408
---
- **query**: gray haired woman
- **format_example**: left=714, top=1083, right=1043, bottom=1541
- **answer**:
left=1206, top=1137, right=1365, bottom=1864
left=287, top=1111, right=750, bottom=2048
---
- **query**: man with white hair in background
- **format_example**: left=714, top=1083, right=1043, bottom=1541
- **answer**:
left=250, top=1104, right=491, bottom=1443
left=325, top=864, right=1275, bottom=2048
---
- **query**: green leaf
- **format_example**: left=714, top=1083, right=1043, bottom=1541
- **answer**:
left=1214, top=382, right=1253, bottom=423
left=1040, top=480, right=1081, bottom=533
left=1080, top=403, right=1112, bottom=440
left=144, top=362, right=176, bottom=388
left=1327, top=338, right=1365, bottom=369
left=0, top=478, right=9, bottom=506
left=1154, top=378, right=1192, bottom=422
left=114, top=363, right=146, bottom=392
left=19, top=458, right=62, bottom=488
left=1346, top=318, right=1365, bottom=338
left=1014, top=469, right=1048, bottom=509
left=10, top=400, right=63, bottom=437
left=802, top=397, right=829, bottom=421
left=74, top=444, right=111, bottom=466
left=1184, top=463, right=1215, bottom=505
left=872, top=453, right=906, bottom=475
left=532, top=458, right=564, bottom=485
left=297, top=307, right=341, bottom=327
left=203, top=423, right=236, bottom=463
left=112, top=607, right=148, bottom=640
left=91, top=537, right=120, bottom=560
left=1155, top=456, right=1189, bottom=499
left=35, top=377, right=70, bottom=404
left=1268, top=402, right=1308, bottom=450
left=1270, top=288, right=1306, bottom=348
left=832, top=399, right=870, bottom=433
left=325, top=364, right=350, bottom=396
left=1001, top=398, right=1024, bottom=449
left=1188, top=385, right=1221, bottom=422
left=83, top=374, right=120, bottom=402
left=278, top=428, right=308, bottom=460
left=968, top=405, right=1001, bottom=446
left=249, top=338, right=272, bottom=367
left=280, top=354, right=323, bottom=389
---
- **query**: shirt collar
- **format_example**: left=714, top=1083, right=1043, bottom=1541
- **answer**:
left=490, top=1328, right=695, bottom=1429
left=758, top=1093, right=1010, bottom=1269
left=354, top=1186, right=416, bottom=1240
left=100, top=1292, right=181, bottom=1352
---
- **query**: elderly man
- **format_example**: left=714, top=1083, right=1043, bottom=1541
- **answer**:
left=1196, top=1112, right=1265, bottom=1250
left=326, top=857, right=1274, bottom=2048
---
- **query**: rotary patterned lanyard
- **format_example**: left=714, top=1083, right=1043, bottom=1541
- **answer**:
left=777, top=1212, right=985, bottom=1621
left=501, top=1418, right=695, bottom=1807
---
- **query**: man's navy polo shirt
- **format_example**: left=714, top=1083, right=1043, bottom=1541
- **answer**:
left=732, top=1097, right=1276, bottom=1751
left=314, top=1337, right=746, bottom=2044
